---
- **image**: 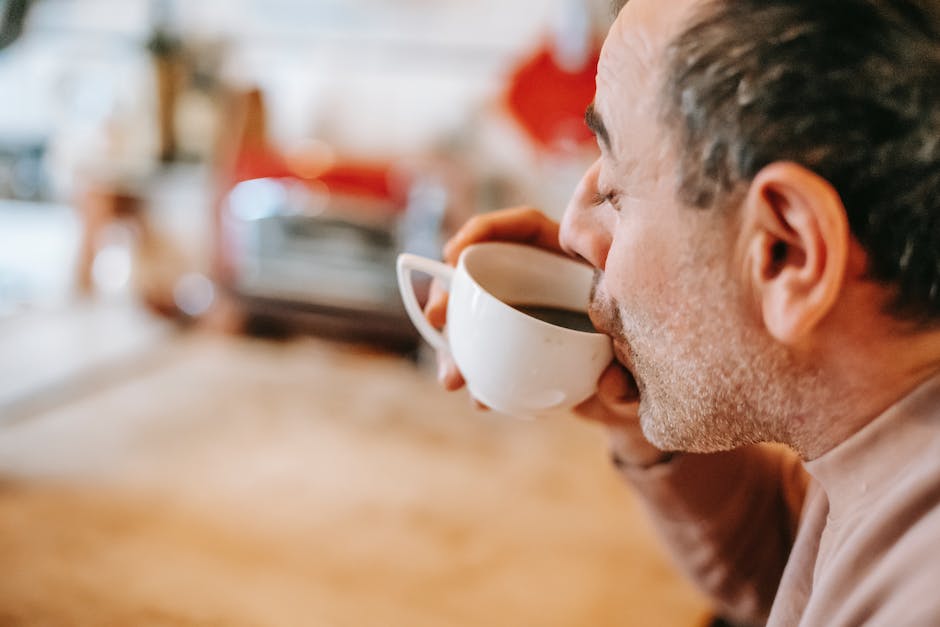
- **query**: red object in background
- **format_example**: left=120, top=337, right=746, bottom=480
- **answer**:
left=311, top=163, right=399, bottom=204
left=504, top=42, right=600, bottom=153
left=211, top=87, right=408, bottom=294
left=230, top=147, right=292, bottom=184
left=230, top=150, right=400, bottom=205
left=219, top=87, right=401, bottom=206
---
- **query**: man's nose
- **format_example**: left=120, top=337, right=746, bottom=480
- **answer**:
left=560, top=160, right=613, bottom=271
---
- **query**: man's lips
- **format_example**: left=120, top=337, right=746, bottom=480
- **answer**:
left=611, top=340, right=636, bottom=376
left=586, top=297, right=608, bottom=334
left=587, top=275, right=639, bottom=381
left=588, top=308, right=637, bottom=378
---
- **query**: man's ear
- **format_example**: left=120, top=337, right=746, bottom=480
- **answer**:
left=742, top=162, right=850, bottom=344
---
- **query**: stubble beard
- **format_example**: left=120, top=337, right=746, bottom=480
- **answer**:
left=591, top=248, right=826, bottom=456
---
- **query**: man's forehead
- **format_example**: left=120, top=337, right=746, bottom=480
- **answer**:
left=595, top=0, right=701, bottom=121
left=612, top=0, right=701, bottom=26
left=592, top=0, right=701, bottom=167
left=605, top=0, right=701, bottom=67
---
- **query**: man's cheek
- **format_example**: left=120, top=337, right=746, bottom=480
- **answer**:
left=599, top=246, right=634, bottom=304
left=610, top=239, right=671, bottom=305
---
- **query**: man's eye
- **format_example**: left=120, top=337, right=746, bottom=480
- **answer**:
left=591, top=190, right=619, bottom=209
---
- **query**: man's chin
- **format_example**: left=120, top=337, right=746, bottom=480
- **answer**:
left=637, top=406, right=669, bottom=450
left=638, top=416, right=695, bottom=454
left=639, top=409, right=752, bottom=455
left=638, top=400, right=701, bottom=453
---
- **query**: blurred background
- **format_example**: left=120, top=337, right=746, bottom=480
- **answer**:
left=0, top=1, right=710, bottom=624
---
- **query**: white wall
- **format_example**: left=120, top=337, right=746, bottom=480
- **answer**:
left=19, top=0, right=613, bottom=151
left=5, top=0, right=609, bottom=212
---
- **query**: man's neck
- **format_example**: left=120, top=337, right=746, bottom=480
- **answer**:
left=794, top=326, right=940, bottom=461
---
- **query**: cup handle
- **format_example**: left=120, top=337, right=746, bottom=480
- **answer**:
left=397, top=253, right=454, bottom=353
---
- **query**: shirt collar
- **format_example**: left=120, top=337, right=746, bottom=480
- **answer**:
left=805, top=372, right=940, bottom=520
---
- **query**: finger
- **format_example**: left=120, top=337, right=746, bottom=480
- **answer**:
left=436, top=352, right=465, bottom=391
left=573, top=362, right=640, bottom=427
left=424, top=280, right=449, bottom=329
left=472, top=399, right=491, bottom=412
left=443, top=207, right=563, bottom=265
left=574, top=395, right=628, bottom=427
left=595, top=362, right=640, bottom=405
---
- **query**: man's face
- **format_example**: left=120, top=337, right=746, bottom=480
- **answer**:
left=560, top=0, right=802, bottom=452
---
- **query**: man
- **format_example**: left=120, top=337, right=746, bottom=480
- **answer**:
left=425, top=0, right=940, bottom=624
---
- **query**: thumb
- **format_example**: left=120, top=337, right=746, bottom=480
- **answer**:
left=573, top=361, right=639, bottom=427
left=595, top=361, right=640, bottom=405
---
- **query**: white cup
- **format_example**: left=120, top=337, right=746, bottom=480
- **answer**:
left=397, top=242, right=613, bottom=417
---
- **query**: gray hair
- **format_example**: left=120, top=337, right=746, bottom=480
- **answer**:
left=660, top=0, right=940, bottom=324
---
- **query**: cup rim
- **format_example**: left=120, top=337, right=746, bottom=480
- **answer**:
left=457, top=242, right=605, bottom=338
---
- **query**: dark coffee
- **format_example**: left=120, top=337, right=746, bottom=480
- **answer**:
left=511, top=304, right=596, bottom=333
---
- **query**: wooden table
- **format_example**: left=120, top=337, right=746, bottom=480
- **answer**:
left=0, top=333, right=708, bottom=626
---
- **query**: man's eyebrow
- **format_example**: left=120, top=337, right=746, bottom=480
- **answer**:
left=585, top=103, right=612, bottom=152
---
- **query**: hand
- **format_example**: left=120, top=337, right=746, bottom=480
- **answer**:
left=426, top=207, right=670, bottom=469
left=575, top=362, right=672, bottom=469
left=423, top=207, right=564, bottom=392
